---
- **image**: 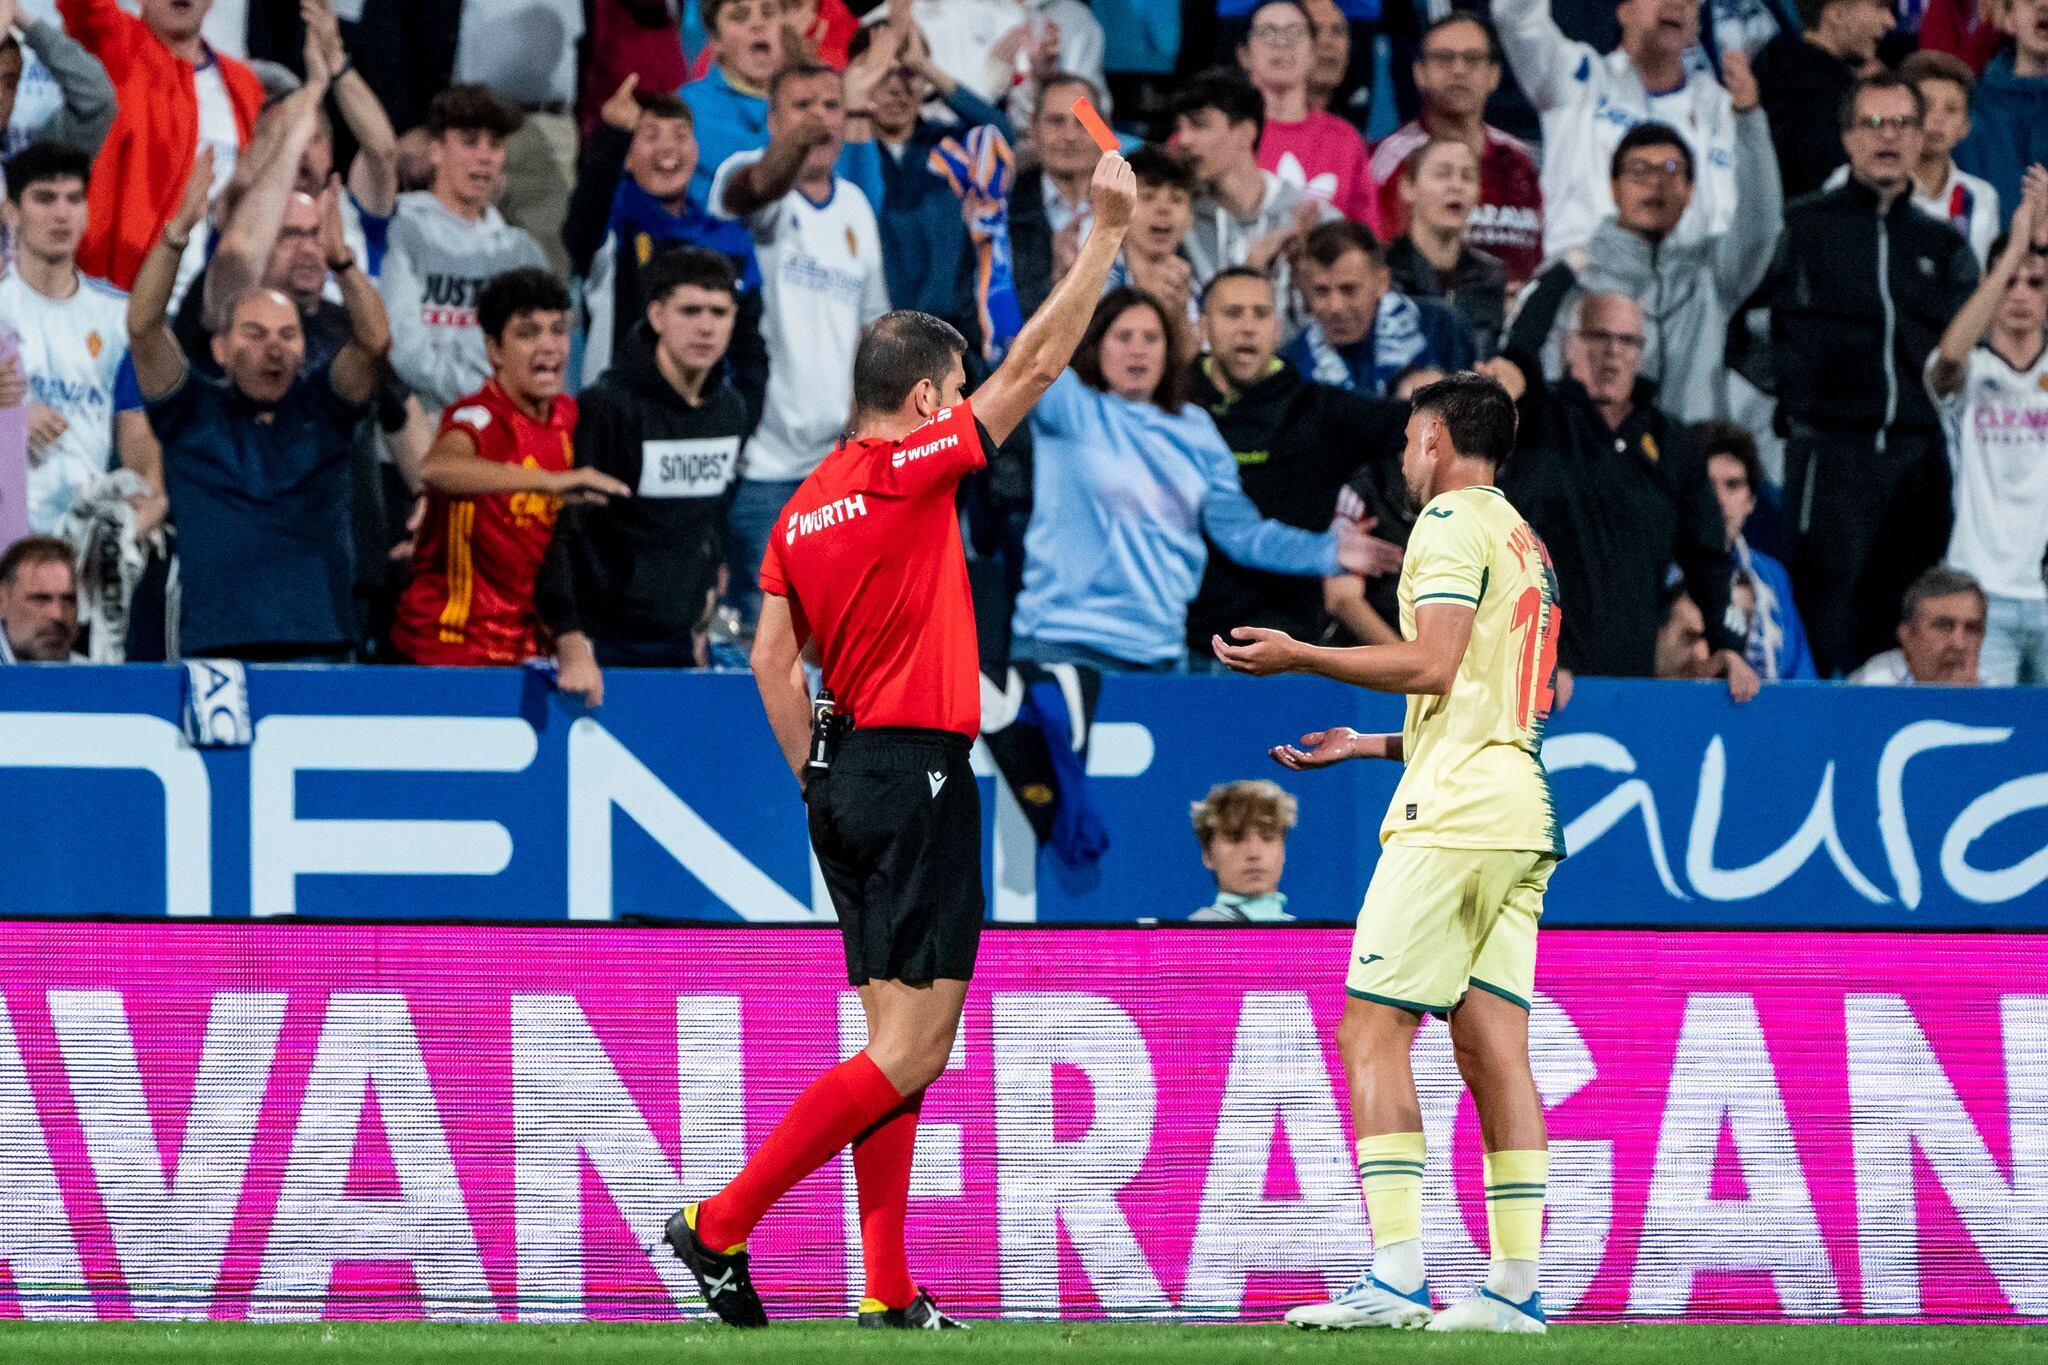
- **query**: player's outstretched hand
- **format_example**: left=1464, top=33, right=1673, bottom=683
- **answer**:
left=1212, top=626, right=1300, bottom=676
left=1090, top=152, right=1136, bottom=233
left=1270, top=728, right=1366, bottom=770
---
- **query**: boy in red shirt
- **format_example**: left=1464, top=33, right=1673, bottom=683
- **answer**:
left=392, top=267, right=629, bottom=665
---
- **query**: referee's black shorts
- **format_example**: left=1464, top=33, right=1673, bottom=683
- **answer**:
left=806, top=727, right=984, bottom=987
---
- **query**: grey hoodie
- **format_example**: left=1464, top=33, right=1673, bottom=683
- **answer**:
left=377, top=191, right=548, bottom=418
left=1542, top=107, right=1783, bottom=424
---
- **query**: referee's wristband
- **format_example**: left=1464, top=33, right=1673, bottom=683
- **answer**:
left=332, top=57, right=355, bottom=83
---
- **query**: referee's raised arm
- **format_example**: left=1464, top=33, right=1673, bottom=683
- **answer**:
left=971, top=152, right=1138, bottom=445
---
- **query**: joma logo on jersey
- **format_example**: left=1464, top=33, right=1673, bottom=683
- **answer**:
left=786, top=494, right=869, bottom=543
left=892, top=432, right=958, bottom=468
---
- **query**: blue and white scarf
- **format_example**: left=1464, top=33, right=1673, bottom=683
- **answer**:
left=1300, top=290, right=1429, bottom=397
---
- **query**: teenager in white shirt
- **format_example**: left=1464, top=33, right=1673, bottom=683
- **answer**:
left=0, top=140, right=160, bottom=536
left=1925, top=166, right=2048, bottom=686
left=712, top=61, right=888, bottom=629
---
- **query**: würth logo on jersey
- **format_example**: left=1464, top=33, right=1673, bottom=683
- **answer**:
left=892, top=432, right=959, bottom=469
left=785, top=494, right=869, bottom=544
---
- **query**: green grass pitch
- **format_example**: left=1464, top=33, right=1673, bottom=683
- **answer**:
left=0, top=1322, right=2038, bottom=1364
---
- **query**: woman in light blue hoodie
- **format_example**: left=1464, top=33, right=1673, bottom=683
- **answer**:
left=1011, top=287, right=1363, bottom=671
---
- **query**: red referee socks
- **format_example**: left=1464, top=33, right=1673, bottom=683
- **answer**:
left=854, top=1092, right=924, bottom=1312
left=696, top=1052, right=905, bottom=1253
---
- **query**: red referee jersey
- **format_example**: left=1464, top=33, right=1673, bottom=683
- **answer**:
left=759, top=401, right=990, bottom=738
left=393, top=381, right=577, bottom=666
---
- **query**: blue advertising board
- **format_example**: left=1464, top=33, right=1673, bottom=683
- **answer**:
left=1, top=665, right=2044, bottom=928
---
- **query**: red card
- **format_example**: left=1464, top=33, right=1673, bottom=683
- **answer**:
left=1070, top=97, right=1119, bottom=154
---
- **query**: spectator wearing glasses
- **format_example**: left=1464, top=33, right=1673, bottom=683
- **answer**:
left=1753, top=0, right=1894, bottom=199
left=1881, top=51, right=2001, bottom=264
left=1757, top=73, right=1979, bottom=678
left=1483, top=290, right=1757, bottom=697
left=1528, top=107, right=1781, bottom=424
left=1954, top=0, right=2048, bottom=228
left=1383, top=138, right=1508, bottom=360
left=1491, top=0, right=1739, bottom=259
left=1848, top=566, right=1987, bottom=684
left=1925, top=169, right=2048, bottom=686
left=1369, top=13, right=1544, bottom=286
left=1239, top=1, right=1375, bottom=226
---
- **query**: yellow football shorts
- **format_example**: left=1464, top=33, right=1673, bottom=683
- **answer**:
left=1344, top=845, right=1557, bottom=1014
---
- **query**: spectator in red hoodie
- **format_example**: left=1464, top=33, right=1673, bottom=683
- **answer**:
left=59, top=0, right=262, bottom=293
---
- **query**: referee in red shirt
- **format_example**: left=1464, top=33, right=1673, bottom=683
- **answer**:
left=665, top=152, right=1138, bottom=1331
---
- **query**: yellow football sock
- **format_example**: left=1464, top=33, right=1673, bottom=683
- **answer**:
left=1356, top=1132, right=1426, bottom=1247
left=1483, top=1149, right=1548, bottom=1263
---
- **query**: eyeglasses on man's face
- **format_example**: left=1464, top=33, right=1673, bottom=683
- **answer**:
left=1573, top=328, right=1646, bottom=352
left=1250, top=21, right=1313, bottom=47
left=1617, top=157, right=1690, bottom=184
left=1849, top=113, right=1922, bottom=134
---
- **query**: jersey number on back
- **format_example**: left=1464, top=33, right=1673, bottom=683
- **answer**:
left=1510, top=586, right=1560, bottom=729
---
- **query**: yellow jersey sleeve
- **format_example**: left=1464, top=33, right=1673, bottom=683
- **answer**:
left=1405, top=502, right=1491, bottom=610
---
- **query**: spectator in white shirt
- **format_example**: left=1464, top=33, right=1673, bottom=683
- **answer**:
left=0, top=141, right=160, bottom=538
left=711, top=61, right=887, bottom=630
left=1925, top=168, right=2048, bottom=685
left=1492, top=0, right=1741, bottom=258
left=1849, top=566, right=1987, bottom=684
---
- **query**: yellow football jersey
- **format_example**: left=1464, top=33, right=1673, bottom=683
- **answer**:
left=1380, top=485, right=1564, bottom=855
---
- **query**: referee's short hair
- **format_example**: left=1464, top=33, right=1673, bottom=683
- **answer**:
left=852, top=311, right=967, bottom=416
left=1409, top=372, right=1517, bottom=467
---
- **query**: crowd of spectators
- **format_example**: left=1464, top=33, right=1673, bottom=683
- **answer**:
left=0, top=0, right=2043, bottom=693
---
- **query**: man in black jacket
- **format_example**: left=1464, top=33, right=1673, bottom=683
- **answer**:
left=1185, top=267, right=1409, bottom=653
left=543, top=248, right=747, bottom=703
left=1485, top=284, right=1759, bottom=697
left=1757, top=72, right=1979, bottom=676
